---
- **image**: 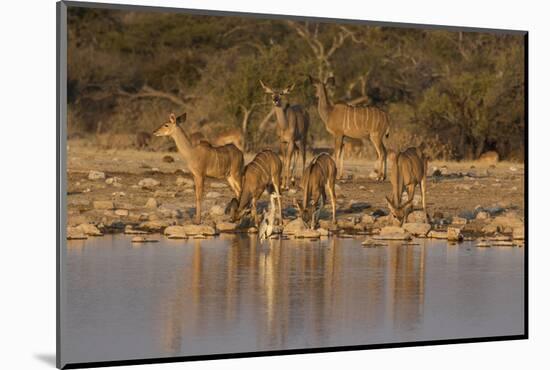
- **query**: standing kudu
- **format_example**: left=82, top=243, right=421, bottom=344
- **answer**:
left=153, top=113, right=244, bottom=224
left=226, top=150, right=283, bottom=227
left=295, top=153, right=337, bottom=229
left=309, top=75, right=390, bottom=181
left=385, top=147, right=428, bottom=225
left=260, top=80, right=309, bottom=189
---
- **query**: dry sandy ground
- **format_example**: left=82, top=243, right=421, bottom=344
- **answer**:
left=66, top=142, right=525, bottom=240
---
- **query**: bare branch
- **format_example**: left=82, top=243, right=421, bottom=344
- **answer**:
left=116, top=84, right=196, bottom=108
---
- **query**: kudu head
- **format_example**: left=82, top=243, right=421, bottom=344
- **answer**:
left=293, top=198, right=313, bottom=227
left=225, top=197, right=251, bottom=223
left=308, top=75, right=335, bottom=99
left=385, top=196, right=414, bottom=226
left=259, top=80, right=295, bottom=107
left=153, top=113, right=186, bottom=137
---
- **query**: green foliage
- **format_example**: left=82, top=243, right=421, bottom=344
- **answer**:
left=67, top=7, right=525, bottom=160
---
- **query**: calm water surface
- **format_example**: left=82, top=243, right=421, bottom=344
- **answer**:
left=62, top=235, right=524, bottom=364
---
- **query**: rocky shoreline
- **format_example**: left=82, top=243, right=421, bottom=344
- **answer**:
left=66, top=147, right=525, bottom=247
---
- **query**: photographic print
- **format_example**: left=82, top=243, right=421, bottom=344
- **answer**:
left=57, top=1, right=527, bottom=368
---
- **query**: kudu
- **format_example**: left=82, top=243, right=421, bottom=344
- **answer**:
left=153, top=113, right=244, bottom=224
left=226, top=150, right=283, bottom=227
left=309, top=75, right=390, bottom=181
left=385, top=147, right=428, bottom=225
left=135, top=131, right=152, bottom=149
left=295, top=153, right=337, bottom=229
left=210, top=129, right=244, bottom=152
left=260, top=80, right=309, bottom=189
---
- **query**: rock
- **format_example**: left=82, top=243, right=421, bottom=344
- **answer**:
left=485, top=206, right=505, bottom=216
left=138, top=178, right=160, bottom=188
left=478, top=151, right=499, bottom=164
left=362, top=238, right=388, bottom=247
left=451, top=217, right=468, bottom=226
left=349, top=201, right=370, bottom=212
left=447, top=227, right=464, bottom=241
left=482, top=225, right=498, bottom=235
left=403, top=223, right=431, bottom=237
left=114, top=209, right=129, bottom=217
left=317, top=228, right=329, bottom=236
left=216, top=222, right=238, bottom=232
left=489, top=212, right=523, bottom=232
left=489, top=234, right=511, bottom=241
left=76, top=223, right=103, bottom=236
left=193, top=234, right=207, bottom=239
left=380, top=226, right=407, bottom=235
left=359, top=185, right=366, bottom=190
left=374, top=226, right=411, bottom=240
left=209, top=205, right=225, bottom=217
left=492, top=240, right=515, bottom=247
left=67, top=226, right=88, bottom=240
left=361, top=214, right=376, bottom=224
left=88, top=170, right=106, bottom=181
left=131, top=236, right=159, bottom=243
left=138, top=220, right=170, bottom=232
left=105, top=177, right=121, bottom=185
left=144, top=198, right=158, bottom=209
left=513, top=227, right=525, bottom=240
left=458, top=210, right=475, bottom=220
left=164, top=225, right=188, bottom=239
left=248, top=227, right=258, bottom=234
left=162, top=155, right=175, bottom=163
left=176, top=176, right=194, bottom=187
left=154, top=190, right=177, bottom=198
left=337, top=218, right=356, bottom=229
left=206, top=191, right=222, bottom=199
left=294, top=229, right=320, bottom=239
left=182, top=224, right=217, bottom=236
left=476, top=240, right=491, bottom=247
left=371, top=209, right=388, bottom=218
left=283, top=218, right=308, bottom=235
left=455, top=184, right=472, bottom=191
left=124, top=225, right=147, bottom=235
left=368, top=171, right=379, bottom=180
left=475, top=211, right=490, bottom=220
left=428, top=230, right=448, bottom=239
left=93, top=200, right=114, bottom=210
left=406, top=210, right=428, bottom=224
left=509, top=166, right=518, bottom=172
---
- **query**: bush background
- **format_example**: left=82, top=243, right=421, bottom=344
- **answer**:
left=67, top=7, right=525, bottom=160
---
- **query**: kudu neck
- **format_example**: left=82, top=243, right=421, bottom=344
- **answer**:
left=317, top=85, right=332, bottom=123
left=273, top=102, right=290, bottom=129
left=171, top=126, right=193, bottom=158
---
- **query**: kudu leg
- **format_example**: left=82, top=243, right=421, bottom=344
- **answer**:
left=193, top=175, right=204, bottom=224
left=251, top=198, right=258, bottom=227
left=334, top=136, right=344, bottom=179
left=421, top=177, right=428, bottom=221
left=272, top=180, right=283, bottom=224
left=371, top=135, right=387, bottom=181
left=327, top=183, right=337, bottom=225
left=285, top=141, right=294, bottom=188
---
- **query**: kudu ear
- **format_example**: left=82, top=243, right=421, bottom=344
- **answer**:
left=308, top=74, right=319, bottom=84
left=259, top=80, right=274, bottom=94
left=326, top=76, right=335, bottom=87
left=281, top=83, right=295, bottom=95
left=175, top=112, right=186, bottom=125
left=169, top=113, right=176, bottom=123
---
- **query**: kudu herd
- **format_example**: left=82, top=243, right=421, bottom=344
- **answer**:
left=153, top=75, right=428, bottom=234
